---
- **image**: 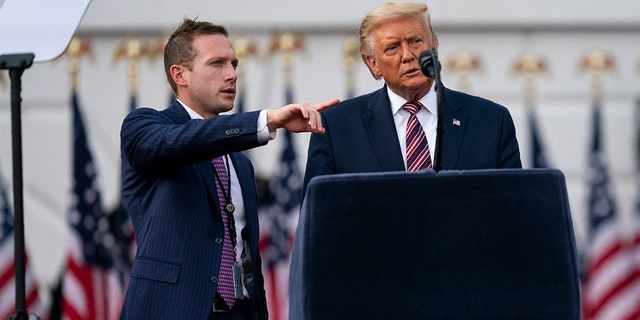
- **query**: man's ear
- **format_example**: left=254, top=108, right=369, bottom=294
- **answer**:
left=170, top=64, right=187, bottom=87
left=364, top=55, right=382, bottom=79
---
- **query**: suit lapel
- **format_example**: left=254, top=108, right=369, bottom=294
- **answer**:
left=229, top=153, right=255, bottom=218
left=169, top=103, right=219, bottom=212
left=363, top=88, right=405, bottom=171
left=440, top=87, right=467, bottom=169
left=196, top=160, right=221, bottom=211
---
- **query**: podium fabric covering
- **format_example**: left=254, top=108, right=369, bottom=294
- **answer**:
left=290, top=169, right=580, bottom=320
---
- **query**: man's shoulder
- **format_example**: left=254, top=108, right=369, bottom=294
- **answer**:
left=125, top=103, right=187, bottom=123
left=324, top=87, right=386, bottom=116
left=444, top=87, right=507, bottom=112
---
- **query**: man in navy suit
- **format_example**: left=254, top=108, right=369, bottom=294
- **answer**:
left=303, top=1, right=522, bottom=195
left=119, top=19, right=338, bottom=319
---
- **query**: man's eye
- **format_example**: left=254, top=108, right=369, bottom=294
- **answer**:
left=385, top=47, right=398, bottom=55
left=411, top=39, right=424, bottom=47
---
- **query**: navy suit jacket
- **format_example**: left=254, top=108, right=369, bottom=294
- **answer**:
left=303, top=85, right=522, bottom=194
left=119, top=102, right=268, bottom=319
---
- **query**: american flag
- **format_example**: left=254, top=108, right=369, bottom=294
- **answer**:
left=107, top=94, right=136, bottom=290
left=527, top=108, right=550, bottom=168
left=625, top=97, right=640, bottom=318
left=62, top=92, right=124, bottom=320
left=259, top=88, right=301, bottom=320
left=581, top=104, right=640, bottom=320
left=0, top=165, right=46, bottom=319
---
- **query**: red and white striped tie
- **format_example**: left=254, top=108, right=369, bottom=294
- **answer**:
left=403, top=101, right=432, bottom=171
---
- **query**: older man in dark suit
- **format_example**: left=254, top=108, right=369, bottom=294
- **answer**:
left=303, top=1, right=521, bottom=196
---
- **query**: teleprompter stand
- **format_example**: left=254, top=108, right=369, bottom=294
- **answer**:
left=0, top=0, right=92, bottom=318
left=1, top=52, right=34, bottom=320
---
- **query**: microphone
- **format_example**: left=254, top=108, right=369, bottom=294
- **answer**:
left=419, top=49, right=440, bottom=78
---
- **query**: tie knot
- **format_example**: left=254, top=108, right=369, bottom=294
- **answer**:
left=402, top=101, right=422, bottom=115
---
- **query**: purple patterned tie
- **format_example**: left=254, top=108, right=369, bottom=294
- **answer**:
left=403, top=101, right=432, bottom=171
left=211, top=156, right=236, bottom=308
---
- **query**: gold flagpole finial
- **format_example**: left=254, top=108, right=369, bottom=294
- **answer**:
left=513, top=52, right=547, bottom=108
left=233, top=34, right=258, bottom=76
left=269, top=31, right=305, bottom=87
left=113, top=35, right=147, bottom=96
left=446, top=50, right=481, bottom=93
left=343, top=36, right=359, bottom=71
left=234, top=34, right=258, bottom=64
left=343, top=36, right=359, bottom=96
left=580, top=49, right=615, bottom=103
left=146, top=35, right=168, bottom=65
left=63, top=36, right=94, bottom=91
left=232, top=34, right=258, bottom=98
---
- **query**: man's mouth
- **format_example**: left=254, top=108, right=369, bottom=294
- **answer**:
left=221, top=87, right=236, bottom=94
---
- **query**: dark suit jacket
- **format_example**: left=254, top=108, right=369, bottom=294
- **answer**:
left=119, top=102, right=268, bottom=319
left=303, top=85, right=522, bottom=194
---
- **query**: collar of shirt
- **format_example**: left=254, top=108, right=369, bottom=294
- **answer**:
left=177, top=99, right=202, bottom=120
left=387, top=82, right=437, bottom=117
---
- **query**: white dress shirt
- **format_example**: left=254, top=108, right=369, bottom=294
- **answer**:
left=388, top=83, right=438, bottom=169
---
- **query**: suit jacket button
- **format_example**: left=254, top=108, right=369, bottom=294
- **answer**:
left=214, top=238, right=223, bottom=244
left=210, top=276, right=218, bottom=283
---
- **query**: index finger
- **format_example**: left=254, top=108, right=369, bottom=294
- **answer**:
left=313, top=98, right=340, bottom=112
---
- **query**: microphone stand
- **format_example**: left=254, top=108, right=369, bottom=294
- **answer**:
left=1, top=52, right=35, bottom=320
left=422, top=49, right=444, bottom=172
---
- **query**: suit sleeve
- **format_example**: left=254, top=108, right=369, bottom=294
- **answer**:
left=498, top=108, right=522, bottom=169
left=303, top=113, right=336, bottom=197
left=121, top=108, right=264, bottom=175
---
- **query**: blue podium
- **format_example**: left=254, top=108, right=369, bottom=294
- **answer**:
left=290, top=169, right=580, bottom=320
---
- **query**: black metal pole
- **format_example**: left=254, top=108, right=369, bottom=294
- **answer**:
left=419, top=49, right=444, bottom=172
left=1, top=53, right=34, bottom=320
left=431, top=50, right=444, bottom=173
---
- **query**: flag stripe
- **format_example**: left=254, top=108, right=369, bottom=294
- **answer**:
left=0, top=168, right=45, bottom=319
left=259, top=87, right=300, bottom=320
left=582, top=104, right=640, bottom=320
left=63, top=92, right=125, bottom=320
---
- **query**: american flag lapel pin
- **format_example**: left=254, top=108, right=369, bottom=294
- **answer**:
left=452, top=118, right=461, bottom=126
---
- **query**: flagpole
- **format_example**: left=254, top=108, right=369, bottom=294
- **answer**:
left=343, top=36, right=359, bottom=99
left=580, top=49, right=619, bottom=320
left=111, top=35, right=148, bottom=291
left=1, top=52, right=34, bottom=320
left=233, top=34, right=257, bottom=105
left=513, top=52, right=546, bottom=109
left=113, top=35, right=146, bottom=99
left=580, top=49, right=615, bottom=107
left=514, top=52, right=550, bottom=168
left=447, top=50, right=481, bottom=94
left=265, top=31, right=305, bottom=320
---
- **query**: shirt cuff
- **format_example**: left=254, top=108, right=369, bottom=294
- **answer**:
left=257, top=110, right=276, bottom=142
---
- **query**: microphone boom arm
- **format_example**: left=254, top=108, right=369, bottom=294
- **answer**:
left=420, top=49, right=444, bottom=172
